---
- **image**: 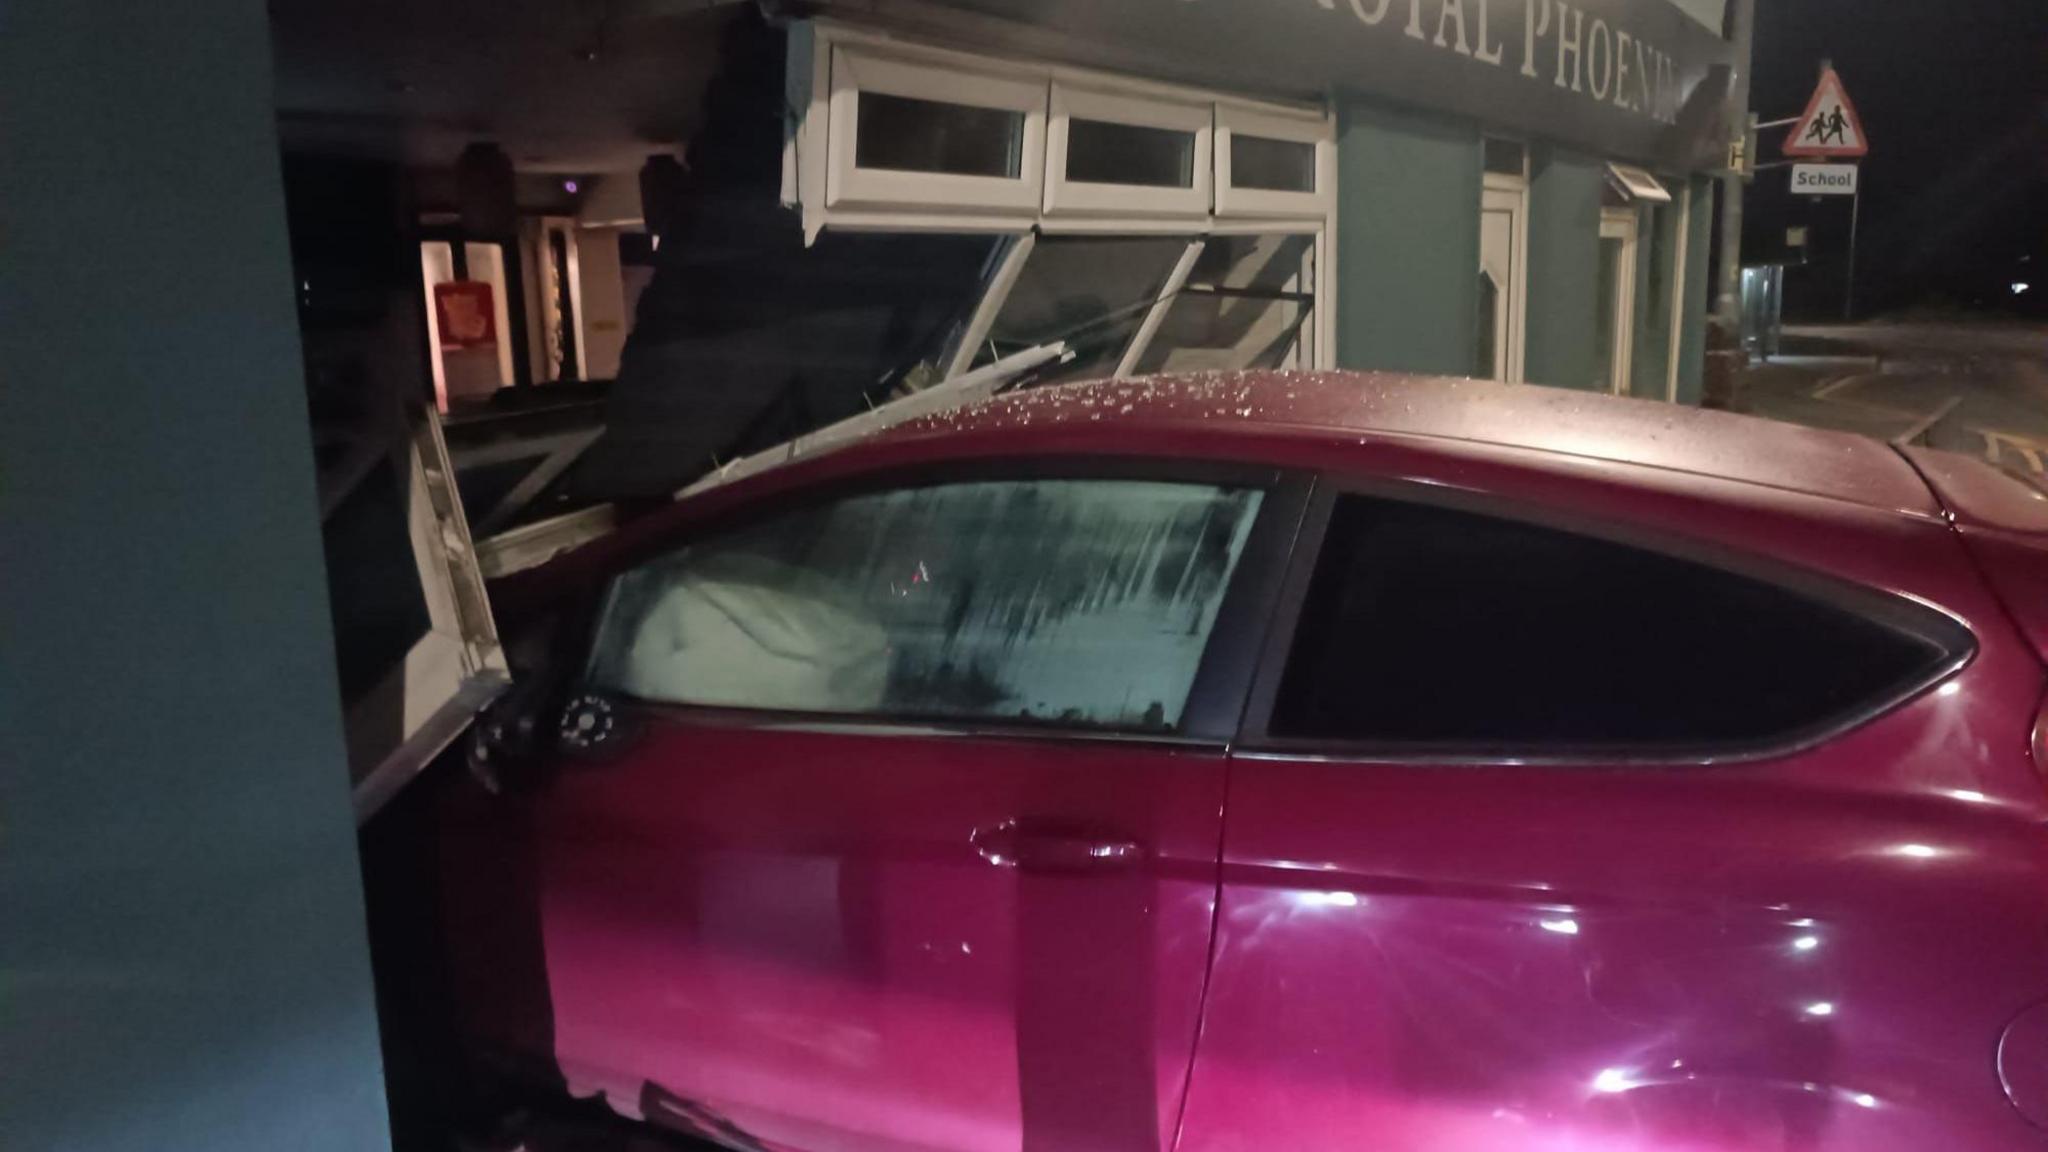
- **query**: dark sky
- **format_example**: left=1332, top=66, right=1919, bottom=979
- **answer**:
left=1743, top=0, right=2047, bottom=318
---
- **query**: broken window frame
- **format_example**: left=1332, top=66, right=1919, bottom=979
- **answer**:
left=479, top=21, right=1338, bottom=580
left=329, top=406, right=510, bottom=823
left=784, top=20, right=1337, bottom=371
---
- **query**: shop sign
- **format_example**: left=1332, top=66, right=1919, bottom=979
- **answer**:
left=880, top=0, right=1738, bottom=167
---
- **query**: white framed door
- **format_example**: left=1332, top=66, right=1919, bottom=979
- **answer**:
left=1597, top=208, right=1639, bottom=394
left=1478, top=182, right=1527, bottom=383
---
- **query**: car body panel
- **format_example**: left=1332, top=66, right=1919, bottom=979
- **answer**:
left=1181, top=441, right=2048, bottom=1152
left=1903, top=445, right=2048, bottom=666
left=525, top=718, right=1226, bottom=1152
left=1902, top=445, right=2048, bottom=535
left=1183, top=733, right=2048, bottom=1151
left=899, top=372, right=1943, bottom=520
left=443, top=371, right=2048, bottom=1152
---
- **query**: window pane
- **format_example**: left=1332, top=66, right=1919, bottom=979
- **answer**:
left=1594, top=237, right=1623, bottom=390
left=1271, top=496, right=1951, bottom=749
left=1139, top=234, right=1313, bottom=375
left=1483, top=137, right=1526, bottom=177
left=1230, top=135, right=1316, bottom=193
left=974, top=236, right=1188, bottom=382
left=1067, top=119, right=1196, bottom=188
left=589, top=480, right=1265, bottom=731
left=856, top=91, right=1023, bottom=178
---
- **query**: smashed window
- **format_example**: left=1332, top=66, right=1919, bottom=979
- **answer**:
left=971, top=236, right=1189, bottom=383
left=587, top=478, right=1266, bottom=731
left=1137, top=234, right=1314, bottom=375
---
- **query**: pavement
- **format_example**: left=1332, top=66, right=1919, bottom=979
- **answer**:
left=1737, top=319, right=2048, bottom=475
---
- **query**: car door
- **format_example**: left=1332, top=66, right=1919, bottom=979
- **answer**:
left=1179, top=473, right=2048, bottom=1151
left=495, top=462, right=1304, bottom=1152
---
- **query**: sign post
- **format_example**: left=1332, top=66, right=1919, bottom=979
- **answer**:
left=1844, top=181, right=1864, bottom=320
left=1781, top=64, right=1869, bottom=320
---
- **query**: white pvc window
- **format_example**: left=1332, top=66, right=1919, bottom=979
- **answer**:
left=824, top=43, right=1048, bottom=223
left=1134, top=234, right=1315, bottom=375
left=1215, top=102, right=1335, bottom=219
left=969, top=234, right=1191, bottom=381
left=786, top=21, right=1337, bottom=371
left=1044, top=80, right=1213, bottom=220
left=1606, top=163, right=1672, bottom=203
left=791, top=23, right=1335, bottom=234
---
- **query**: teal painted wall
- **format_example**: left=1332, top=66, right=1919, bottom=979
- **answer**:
left=1674, top=177, right=1714, bottom=406
left=0, top=3, right=392, bottom=1150
left=1628, top=193, right=1686, bottom=401
left=1523, top=148, right=1604, bottom=392
left=1334, top=98, right=1481, bottom=377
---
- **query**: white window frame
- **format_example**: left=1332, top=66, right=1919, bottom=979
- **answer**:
left=1666, top=180, right=1692, bottom=402
left=822, top=39, right=1048, bottom=228
left=1115, top=238, right=1209, bottom=377
left=1599, top=206, right=1639, bottom=395
left=783, top=20, right=1338, bottom=371
left=1118, top=232, right=1322, bottom=377
left=342, top=407, right=509, bottom=823
left=1606, top=162, right=1672, bottom=204
left=1044, top=76, right=1214, bottom=222
left=1215, top=100, right=1336, bottom=220
left=942, top=232, right=1039, bottom=378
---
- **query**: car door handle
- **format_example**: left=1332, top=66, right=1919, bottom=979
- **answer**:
left=972, top=819, right=1148, bottom=873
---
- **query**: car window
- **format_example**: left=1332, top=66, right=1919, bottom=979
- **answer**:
left=1269, top=494, right=1957, bottom=751
left=587, top=478, right=1266, bottom=732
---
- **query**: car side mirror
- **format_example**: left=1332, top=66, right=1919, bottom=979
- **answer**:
left=466, top=686, right=552, bottom=795
left=465, top=608, right=582, bottom=794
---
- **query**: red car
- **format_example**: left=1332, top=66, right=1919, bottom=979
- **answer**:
left=442, top=370, right=2048, bottom=1152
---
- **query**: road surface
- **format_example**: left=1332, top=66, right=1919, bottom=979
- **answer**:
left=1741, top=319, right=2048, bottom=475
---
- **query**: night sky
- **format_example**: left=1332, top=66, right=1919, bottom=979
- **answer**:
left=1742, top=0, right=2047, bottom=319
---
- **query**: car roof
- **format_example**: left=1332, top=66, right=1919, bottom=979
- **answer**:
left=885, top=369, right=1941, bottom=519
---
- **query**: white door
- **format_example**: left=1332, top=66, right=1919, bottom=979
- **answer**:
left=1478, top=185, right=1526, bottom=383
left=1597, top=208, right=1639, bottom=394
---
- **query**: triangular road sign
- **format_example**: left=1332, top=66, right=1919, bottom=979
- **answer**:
left=1784, top=68, right=1868, bottom=158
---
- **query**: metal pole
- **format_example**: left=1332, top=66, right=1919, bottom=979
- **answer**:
left=1844, top=178, right=1862, bottom=321
left=1712, top=0, right=1757, bottom=327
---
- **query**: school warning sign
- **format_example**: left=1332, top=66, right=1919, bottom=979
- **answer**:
left=1783, top=67, right=1869, bottom=159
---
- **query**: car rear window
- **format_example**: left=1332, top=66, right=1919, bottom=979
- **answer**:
left=586, top=478, right=1265, bottom=732
left=1269, top=495, right=1962, bottom=753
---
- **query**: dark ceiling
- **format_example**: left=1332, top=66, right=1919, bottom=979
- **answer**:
left=269, top=0, right=749, bottom=173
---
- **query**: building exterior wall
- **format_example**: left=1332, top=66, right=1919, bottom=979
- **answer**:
left=0, top=3, right=392, bottom=1150
left=1676, top=175, right=1715, bottom=405
left=1524, top=148, right=1605, bottom=392
left=1335, top=95, right=1717, bottom=407
left=1629, top=191, right=1685, bottom=400
left=1334, top=98, right=1482, bottom=378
